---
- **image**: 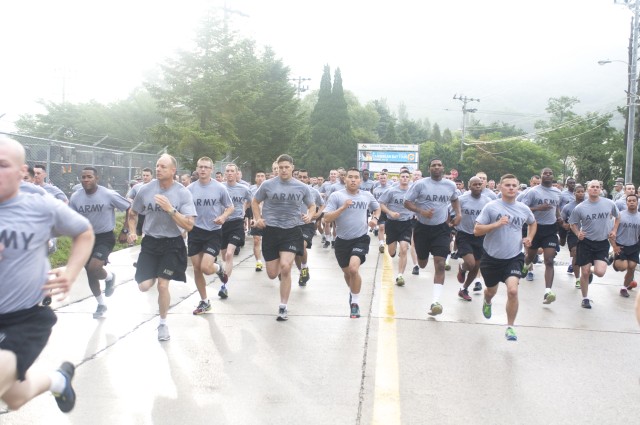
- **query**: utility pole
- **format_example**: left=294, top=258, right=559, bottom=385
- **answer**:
left=289, top=77, right=311, bottom=98
left=620, top=0, right=640, bottom=184
left=453, top=94, right=479, bottom=162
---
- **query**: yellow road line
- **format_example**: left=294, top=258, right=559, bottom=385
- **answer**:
left=372, top=252, right=401, bottom=425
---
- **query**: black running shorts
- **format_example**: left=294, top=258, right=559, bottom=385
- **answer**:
left=222, top=219, right=245, bottom=250
left=334, top=234, right=370, bottom=269
left=135, top=235, right=188, bottom=283
left=480, top=252, right=525, bottom=288
left=187, top=226, right=223, bottom=257
left=455, top=230, right=485, bottom=260
left=300, top=223, right=316, bottom=249
left=262, top=226, right=304, bottom=262
left=530, top=223, right=559, bottom=251
left=0, top=305, right=57, bottom=381
left=575, top=238, right=610, bottom=267
left=385, top=220, right=413, bottom=245
left=413, top=222, right=451, bottom=261
left=614, top=243, right=640, bottom=264
left=89, top=231, right=116, bottom=264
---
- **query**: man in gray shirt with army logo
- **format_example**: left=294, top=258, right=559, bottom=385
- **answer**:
left=610, top=193, right=640, bottom=298
left=404, top=158, right=461, bottom=317
left=475, top=174, right=536, bottom=342
left=251, top=154, right=315, bottom=322
left=187, top=157, right=234, bottom=315
left=324, top=168, right=380, bottom=319
left=69, top=166, right=131, bottom=319
left=454, top=176, right=491, bottom=301
left=0, top=136, right=94, bottom=413
left=294, top=169, right=325, bottom=287
left=569, top=180, right=619, bottom=309
left=127, top=154, right=196, bottom=341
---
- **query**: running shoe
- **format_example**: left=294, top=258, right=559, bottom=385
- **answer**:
left=473, top=281, right=482, bottom=292
left=575, top=279, right=581, bottom=289
left=350, top=303, right=360, bottom=318
left=157, top=324, right=170, bottom=341
left=581, top=299, right=592, bottom=309
left=450, top=250, right=459, bottom=260
left=543, top=291, right=556, bottom=304
left=299, top=267, right=310, bottom=286
left=374, top=228, right=379, bottom=236
left=42, top=295, right=52, bottom=306
left=567, top=264, right=573, bottom=274
left=629, top=280, right=637, bottom=289
left=218, top=285, right=228, bottom=299
left=323, top=240, right=330, bottom=248
left=104, top=273, right=116, bottom=297
left=605, top=253, right=614, bottom=266
left=482, top=299, right=492, bottom=319
left=216, top=261, right=228, bottom=284
left=428, top=302, right=443, bottom=316
left=458, top=288, right=472, bottom=302
left=444, top=262, right=451, bottom=271
left=53, top=362, right=76, bottom=413
left=277, top=306, right=289, bottom=321
left=321, top=235, right=327, bottom=244
left=379, top=244, right=385, bottom=253
left=255, top=261, right=263, bottom=272
left=457, top=265, right=466, bottom=284
left=193, top=300, right=212, bottom=315
left=520, top=266, right=529, bottom=278
left=234, top=246, right=241, bottom=256
left=396, top=275, right=405, bottom=287
left=505, top=327, right=518, bottom=341
left=93, top=304, right=107, bottom=319
left=620, top=288, right=630, bottom=298
left=412, top=265, right=419, bottom=275
left=526, top=271, right=534, bottom=281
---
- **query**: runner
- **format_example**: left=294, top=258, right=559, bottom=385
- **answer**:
left=249, top=170, right=267, bottom=271
left=610, top=193, right=640, bottom=298
left=560, top=185, right=586, bottom=288
left=294, top=169, right=325, bottom=286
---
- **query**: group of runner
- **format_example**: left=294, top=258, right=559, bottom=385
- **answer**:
left=1, top=132, right=639, bottom=414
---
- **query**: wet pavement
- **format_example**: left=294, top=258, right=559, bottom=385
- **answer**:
left=2, top=234, right=639, bottom=424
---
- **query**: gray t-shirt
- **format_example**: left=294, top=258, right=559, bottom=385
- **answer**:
left=372, top=183, right=391, bottom=202
left=69, top=186, right=131, bottom=234
left=561, top=201, right=580, bottom=223
left=568, top=197, right=618, bottom=241
left=0, top=193, right=90, bottom=314
left=223, top=182, right=253, bottom=221
left=481, top=188, right=498, bottom=200
left=319, top=180, right=336, bottom=197
left=378, top=186, right=413, bottom=222
left=299, top=187, right=324, bottom=223
left=325, top=190, right=380, bottom=240
left=615, top=197, right=628, bottom=212
left=20, top=181, right=47, bottom=195
left=360, top=179, right=375, bottom=192
left=559, top=189, right=575, bottom=210
left=615, top=210, right=640, bottom=246
left=326, top=181, right=346, bottom=198
left=476, top=199, right=535, bottom=259
left=455, top=192, right=492, bottom=234
left=42, top=183, right=68, bottom=202
left=187, top=179, right=233, bottom=231
left=518, top=184, right=561, bottom=225
left=253, top=177, right=315, bottom=229
left=132, top=180, right=197, bottom=238
left=403, top=177, right=459, bottom=225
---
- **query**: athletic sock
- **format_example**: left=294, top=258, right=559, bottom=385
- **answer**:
left=105, top=270, right=114, bottom=281
left=159, top=318, right=167, bottom=326
left=301, top=263, right=307, bottom=269
left=350, top=292, right=360, bottom=304
left=433, top=283, right=444, bottom=303
left=96, top=294, right=105, bottom=305
left=545, top=288, right=551, bottom=294
left=279, top=303, right=287, bottom=310
left=48, top=370, right=66, bottom=394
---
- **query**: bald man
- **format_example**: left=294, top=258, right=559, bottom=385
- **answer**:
left=0, top=136, right=95, bottom=413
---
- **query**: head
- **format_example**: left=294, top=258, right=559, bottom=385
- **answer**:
left=429, top=159, right=444, bottom=179
left=586, top=180, right=602, bottom=199
left=391, top=175, right=398, bottom=183
left=475, top=171, right=488, bottom=188
left=180, top=173, right=191, bottom=187
left=398, top=169, right=411, bottom=187
left=377, top=172, right=388, bottom=185
left=236, top=169, right=243, bottom=182
left=292, top=169, right=299, bottom=179
left=565, top=177, right=576, bottom=191
left=412, top=169, right=422, bottom=181
left=337, top=167, right=346, bottom=184
left=255, top=171, right=266, bottom=186
left=499, top=174, right=520, bottom=200
left=33, top=164, right=47, bottom=186
left=468, top=176, right=483, bottom=197
left=329, top=169, right=338, bottom=182
left=155, top=154, right=177, bottom=183
left=297, top=168, right=310, bottom=185
left=276, top=154, right=294, bottom=181
left=310, top=176, right=318, bottom=186
left=540, top=168, right=554, bottom=187
left=191, top=171, right=198, bottom=182
left=80, top=167, right=99, bottom=193
left=272, top=161, right=279, bottom=176
left=626, top=193, right=638, bottom=212
left=215, top=171, right=223, bottom=182
left=196, top=157, right=214, bottom=181
left=317, top=176, right=324, bottom=185
left=345, top=168, right=361, bottom=193
left=0, top=136, right=27, bottom=202
left=574, top=184, right=585, bottom=202
left=141, top=167, right=153, bottom=183
left=24, top=165, right=35, bottom=183
left=624, top=183, right=636, bottom=197
left=529, top=175, right=541, bottom=187
left=225, top=163, right=239, bottom=183
left=362, top=169, right=370, bottom=181
left=455, top=179, right=464, bottom=191
left=614, top=181, right=623, bottom=193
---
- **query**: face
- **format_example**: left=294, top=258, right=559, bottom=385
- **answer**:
left=456, top=181, right=464, bottom=190
left=155, top=156, right=175, bottom=182
left=488, top=180, right=496, bottom=189
left=391, top=176, right=398, bottom=183
left=180, top=175, right=190, bottom=186
left=225, top=165, right=237, bottom=182
left=476, top=173, right=487, bottom=188
left=378, top=173, right=387, bottom=185
left=255, top=173, right=266, bottom=185
left=310, top=177, right=317, bottom=186
left=196, top=160, right=213, bottom=180
left=587, top=181, right=601, bottom=198
left=363, top=170, right=370, bottom=180
left=627, top=195, right=638, bottom=211
left=413, top=170, right=422, bottom=181
left=0, top=143, right=26, bottom=202
left=215, top=173, right=223, bottom=182
left=469, top=178, right=483, bottom=196
left=345, top=171, right=361, bottom=191
left=278, top=160, right=293, bottom=181
left=142, top=171, right=153, bottom=183
left=566, top=179, right=576, bottom=190
left=530, top=176, right=540, bottom=187
left=429, top=161, right=444, bottom=179
left=337, top=169, right=346, bottom=183
left=81, top=170, right=98, bottom=192
left=399, top=172, right=411, bottom=186
left=575, top=187, right=585, bottom=202
left=317, top=177, right=324, bottom=185
left=33, top=167, right=46, bottom=185
left=625, top=184, right=636, bottom=196
left=272, top=163, right=279, bottom=176
left=541, top=168, right=554, bottom=186
left=298, top=172, right=309, bottom=184
left=500, top=178, right=520, bottom=199
left=329, top=170, right=337, bottom=181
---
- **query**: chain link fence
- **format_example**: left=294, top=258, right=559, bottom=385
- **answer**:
left=2, top=132, right=160, bottom=197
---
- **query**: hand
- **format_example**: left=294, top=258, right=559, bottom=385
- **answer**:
left=154, top=194, right=173, bottom=212
left=302, top=213, right=312, bottom=224
left=214, top=215, right=227, bottom=225
left=522, top=237, right=532, bottom=248
left=577, top=230, right=586, bottom=241
left=390, top=212, right=400, bottom=219
left=419, top=208, right=435, bottom=219
left=612, top=245, right=621, bottom=255
left=127, top=233, right=138, bottom=245
left=343, top=199, right=353, bottom=209
left=497, top=216, right=509, bottom=227
left=254, top=218, right=266, bottom=229
left=43, top=268, right=74, bottom=301
left=117, top=230, right=128, bottom=244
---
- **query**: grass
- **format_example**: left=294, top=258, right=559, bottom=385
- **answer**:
left=49, top=212, right=139, bottom=268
